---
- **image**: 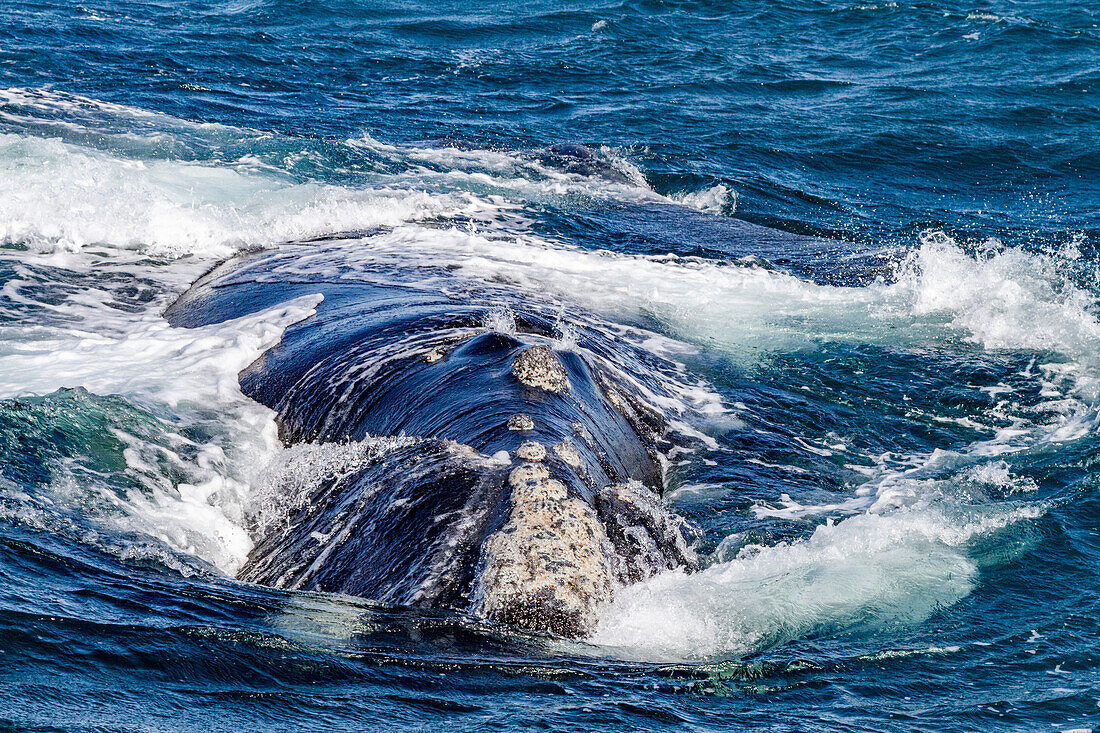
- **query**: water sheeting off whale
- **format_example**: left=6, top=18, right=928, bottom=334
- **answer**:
left=165, top=238, right=697, bottom=637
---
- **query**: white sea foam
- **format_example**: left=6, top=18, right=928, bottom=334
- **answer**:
left=580, top=231, right=1094, bottom=659
left=894, top=231, right=1100, bottom=400
left=0, top=87, right=161, bottom=120
left=594, top=428, right=1049, bottom=663
left=0, top=247, right=323, bottom=573
left=349, top=135, right=658, bottom=207
left=0, top=88, right=741, bottom=262
left=0, top=133, right=477, bottom=258
left=672, top=184, right=738, bottom=214
left=590, top=499, right=1042, bottom=661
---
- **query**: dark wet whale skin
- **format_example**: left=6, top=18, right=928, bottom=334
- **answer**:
left=164, top=242, right=696, bottom=636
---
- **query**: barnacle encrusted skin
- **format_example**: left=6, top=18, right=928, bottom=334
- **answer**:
left=516, top=441, right=547, bottom=462
left=507, top=413, right=535, bottom=431
left=473, top=463, right=615, bottom=637
left=552, top=440, right=583, bottom=469
left=512, top=345, right=570, bottom=393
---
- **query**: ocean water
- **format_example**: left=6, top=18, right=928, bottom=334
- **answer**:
left=1, top=0, right=1099, bottom=730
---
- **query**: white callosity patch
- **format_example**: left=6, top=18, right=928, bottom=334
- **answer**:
left=474, top=463, right=617, bottom=637
left=507, top=414, right=535, bottom=431
left=515, top=441, right=547, bottom=462
left=553, top=441, right=583, bottom=468
left=512, top=345, right=571, bottom=393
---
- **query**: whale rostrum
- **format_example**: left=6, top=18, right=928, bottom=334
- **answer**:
left=165, top=243, right=698, bottom=637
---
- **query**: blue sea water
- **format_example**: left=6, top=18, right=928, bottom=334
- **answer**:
left=1, top=0, right=1099, bottom=730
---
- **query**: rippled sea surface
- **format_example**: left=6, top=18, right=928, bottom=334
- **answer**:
left=2, top=1, right=1099, bottom=730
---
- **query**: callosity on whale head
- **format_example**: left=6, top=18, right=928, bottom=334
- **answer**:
left=164, top=241, right=698, bottom=637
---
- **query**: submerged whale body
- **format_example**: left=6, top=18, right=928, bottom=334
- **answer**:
left=165, top=242, right=696, bottom=637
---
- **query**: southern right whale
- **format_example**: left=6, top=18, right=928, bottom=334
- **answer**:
left=165, top=237, right=698, bottom=637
